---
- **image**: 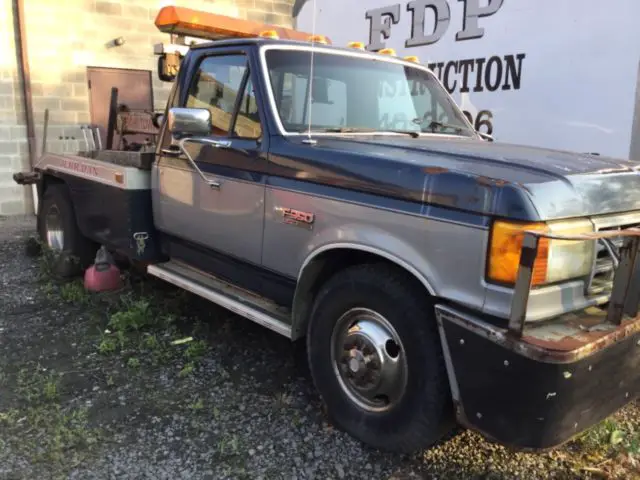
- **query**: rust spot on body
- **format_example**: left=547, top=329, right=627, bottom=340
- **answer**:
left=423, top=166, right=449, bottom=175
left=521, top=309, right=640, bottom=360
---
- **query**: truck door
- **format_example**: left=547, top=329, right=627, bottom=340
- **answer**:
left=153, top=49, right=267, bottom=266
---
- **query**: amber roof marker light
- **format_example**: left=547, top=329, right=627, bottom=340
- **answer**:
left=259, top=30, right=280, bottom=39
left=154, top=6, right=331, bottom=44
left=307, top=34, right=328, bottom=44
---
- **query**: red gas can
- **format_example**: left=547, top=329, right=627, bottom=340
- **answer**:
left=84, top=246, right=123, bottom=292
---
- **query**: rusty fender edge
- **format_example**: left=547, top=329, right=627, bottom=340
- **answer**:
left=435, top=304, right=640, bottom=451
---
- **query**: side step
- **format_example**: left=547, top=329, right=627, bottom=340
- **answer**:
left=147, top=260, right=293, bottom=338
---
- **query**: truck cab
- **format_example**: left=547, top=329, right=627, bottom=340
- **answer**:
left=15, top=6, right=640, bottom=455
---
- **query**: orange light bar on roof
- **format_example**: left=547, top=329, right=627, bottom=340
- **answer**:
left=404, top=55, right=420, bottom=63
left=155, top=6, right=331, bottom=44
left=378, top=48, right=396, bottom=56
left=347, top=41, right=365, bottom=50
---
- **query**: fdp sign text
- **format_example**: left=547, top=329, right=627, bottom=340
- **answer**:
left=366, top=0, right=504, bottom=51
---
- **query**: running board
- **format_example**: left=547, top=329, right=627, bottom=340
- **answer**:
left=147, top=260, right=293, bottom=338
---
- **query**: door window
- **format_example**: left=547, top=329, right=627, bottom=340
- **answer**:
left=186, top=54, right=247, bottom=136
left=233, top=77, right=262, bottom=139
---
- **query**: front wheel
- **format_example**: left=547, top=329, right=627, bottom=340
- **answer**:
left=306, top=264, right=454, bottom=453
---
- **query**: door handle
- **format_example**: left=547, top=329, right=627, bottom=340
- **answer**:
left=161, top=146, right=181, bottom=157
left=168, top=137, right=233, bottom=188
left=207, top=139, right=232, bottom=149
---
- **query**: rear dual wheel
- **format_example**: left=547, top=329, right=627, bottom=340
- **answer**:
left=307, top=264, right=454, bottom=453
left=37, top=183, right=97, bottom=278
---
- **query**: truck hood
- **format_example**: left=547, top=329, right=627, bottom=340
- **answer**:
left=292, top=135, right=640, bottom=221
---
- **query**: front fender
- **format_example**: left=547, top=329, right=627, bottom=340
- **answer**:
left=289, top=224, right=441, bottom=340
left=298, top=228, right=438, bottom=296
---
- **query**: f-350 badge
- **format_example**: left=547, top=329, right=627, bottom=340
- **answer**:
left=275, top=207, right=315, bottom=230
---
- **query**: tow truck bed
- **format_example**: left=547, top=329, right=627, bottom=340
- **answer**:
left=28, top=152, right=162, bottom=263
left=76, top=150, right=156, bottom=170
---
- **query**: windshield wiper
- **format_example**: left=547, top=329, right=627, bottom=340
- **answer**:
left=424, top=121, right=467, bottom=135
left=319, top=127, right=420, bottom=138
left=411, top=117, right=470, bottom=135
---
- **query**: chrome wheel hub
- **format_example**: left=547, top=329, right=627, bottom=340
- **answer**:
left=331, top=308, right=408, bottom=412
left=44, top=205, right=64, bottom=251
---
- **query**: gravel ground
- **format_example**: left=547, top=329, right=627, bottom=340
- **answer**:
left=1, top=215, right=638, bottom=480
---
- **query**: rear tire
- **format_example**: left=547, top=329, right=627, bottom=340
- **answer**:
left=37, top=183, right=97, bottom=278
left=306, top=263, right=453, bottom=453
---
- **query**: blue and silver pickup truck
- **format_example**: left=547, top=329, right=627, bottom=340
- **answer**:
left=13, top=6, right=640, bottom=454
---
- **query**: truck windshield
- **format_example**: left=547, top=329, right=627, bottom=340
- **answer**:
left=264, top=48, right=475, bottom=137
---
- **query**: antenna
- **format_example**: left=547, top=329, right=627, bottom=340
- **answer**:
left=303, top=0, right=318, bottom=145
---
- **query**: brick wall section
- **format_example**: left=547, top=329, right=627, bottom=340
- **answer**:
left=0, top=0, right=33, bottom=215
left=0, top=0, right=295, bottom=215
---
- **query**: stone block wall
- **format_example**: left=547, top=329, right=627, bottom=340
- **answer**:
left=0, top=0, right=295, bottom=215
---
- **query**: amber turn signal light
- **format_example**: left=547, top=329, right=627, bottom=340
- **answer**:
left=487, top=220, right=550, bottom=287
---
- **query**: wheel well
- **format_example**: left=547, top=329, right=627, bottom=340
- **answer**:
left=40, top=173, right=64, bottom=196
left=38, top=174, right=91, bottom=240
left=290, top=248, right=432, bottom=340
left=42, top=173, right=64, bottom=188
left=35, top=174, right=64, bottom=214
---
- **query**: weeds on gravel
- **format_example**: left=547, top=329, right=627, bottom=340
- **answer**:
left=60, top=280, right=91, bottom=305
left=214, top=435, right=251, bottom=479
left=36, top=241, right=91, bottom=307
left=1, top=364, right=101, bottom=476
left=16, top=366, right=61, bottom=404
left=127, top=357, right=141, bottom=369
left=141, top=333, right=160, bottom=350
left=576, top=418, right=639, bottom=454
left=36, top=243, right=59, bottom=280
left=218, top=434, right=240, bottom=456
left=184, top=339, right=208, bottom=361
left=569, top=415, right=640, bottom=478
left=91, top=287, right=213, bottom=382
left=108, top=297, right=155, bottom=331
left=36, top=241, right=81, bottom=282
left=189, top=397, right=205, bottom=411
left=97, top=294, right=175, bottom=356
left=28, top=406, right=97, bottom=464
left=98, top=333, right=118, bottom=354
left=179, top=362, right=196, bottom=377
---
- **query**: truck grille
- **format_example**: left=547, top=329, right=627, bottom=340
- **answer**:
left=588, top=222, right=640, bottom=297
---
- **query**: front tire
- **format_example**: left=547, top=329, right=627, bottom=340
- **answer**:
left=307, top=263, right=453, bottom=453
left=37, top=183, right=97, bottom=278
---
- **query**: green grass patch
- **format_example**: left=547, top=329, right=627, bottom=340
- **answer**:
left=59, top=280, right=91, bottom=305
left=2, top=365, right=101, bottom=477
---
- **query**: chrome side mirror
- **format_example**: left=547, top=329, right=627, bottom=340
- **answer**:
left=167, top=107, right=211, bottom=137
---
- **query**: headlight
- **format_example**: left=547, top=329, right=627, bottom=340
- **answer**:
left=487, top=219, right=595, bottom=287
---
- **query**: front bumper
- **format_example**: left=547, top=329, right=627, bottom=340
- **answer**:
left=435, top=304, right=640, bottom=450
